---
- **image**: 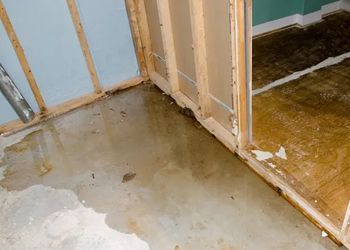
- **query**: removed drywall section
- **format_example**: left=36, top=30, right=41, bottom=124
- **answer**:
left=169, top=0, right=197, bottom=103
left=2, top=0, right=93, bottom=108
left=76, top=0, right=139, bottom=87
left=144, top=0, right=167, bottom=79
left=203, top=0, right=234, bottom=131
left=0, top=22, right=39, bottom=124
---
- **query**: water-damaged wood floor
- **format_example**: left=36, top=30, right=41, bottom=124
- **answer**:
left=252, top=11, right=350, bottom=229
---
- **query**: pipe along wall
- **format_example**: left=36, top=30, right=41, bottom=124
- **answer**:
left=0, top=64, right=34, bottom=123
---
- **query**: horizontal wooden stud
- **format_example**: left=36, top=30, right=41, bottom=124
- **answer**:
left=0, top=76, right=145, bottom=136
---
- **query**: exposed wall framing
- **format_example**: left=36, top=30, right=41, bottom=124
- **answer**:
left=0, top=0, right=147, bottom=135
left=132, top=0, right=350, bottom=248
left=1, top=0, right=350, bottom=248
left=189, top=0, right=210, bottom=118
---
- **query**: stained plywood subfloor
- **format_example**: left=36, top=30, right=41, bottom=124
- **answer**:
left=253, top=11, right=350, bottom=90
left=252, top=57, right=350, bottom=227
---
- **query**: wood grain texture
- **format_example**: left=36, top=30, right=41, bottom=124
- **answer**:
left=125, top=0, right=147, bottom=77
left=0, top=0, right=46, bottom=112
left=66, top=0, right=102, bottom=94
left=189, top=0, right=210, bottom=118
left=156, top=0, right=179, bottom=93
left=235, top=0, right=249, bottom=148
left=253, top=11, right=350, bottom=90
left=134, top=0, right=155, bottom=74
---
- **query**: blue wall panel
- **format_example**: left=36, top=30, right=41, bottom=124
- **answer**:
left=76, top=0, right=139, bottom=87
left=2, top=0, right=93, bottom=108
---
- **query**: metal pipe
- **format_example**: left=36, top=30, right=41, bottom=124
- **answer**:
left=0, top=64, right=35, bottom=123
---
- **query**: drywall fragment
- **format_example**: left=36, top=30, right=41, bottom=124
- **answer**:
left=252, top=150, right=273, bottom=161
left=321, top=231, right=328, bottom=238
left=275, top=146, right=287, bottom=160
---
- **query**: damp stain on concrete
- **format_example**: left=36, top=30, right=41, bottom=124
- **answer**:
left=0, top=83, right=342, bottom=249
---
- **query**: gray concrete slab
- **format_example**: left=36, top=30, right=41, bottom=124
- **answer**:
left=0, top=84, right=342, bottom=250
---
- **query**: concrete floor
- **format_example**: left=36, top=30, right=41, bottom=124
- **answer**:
left=0, top=84, right=342, bottom=249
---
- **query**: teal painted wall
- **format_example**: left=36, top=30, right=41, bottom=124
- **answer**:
left=253, top=0, right=303, bottom=25
left=253, top=0, right=339, bottom=25
left=303, top=0, right=339, bottom=13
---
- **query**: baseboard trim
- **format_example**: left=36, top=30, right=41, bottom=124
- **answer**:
left=253, top=1, right=346, bottom=37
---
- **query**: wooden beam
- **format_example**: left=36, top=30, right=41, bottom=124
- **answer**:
left=189, top=0, right=210, bottom=118
left=155, top=0, right=179, bottom=93
left=0, top=76, right=145, bottom=136
left=0, top=0, right=47, bottom=112
left=229, top=0, right=238, bottom=124
left=66, top=0, right=102, bottom=94
left=125, top=0, right=148, bottom=77
left=134, top=0, right=155, bottom=74
left=235, top=0, right=250, bottom=148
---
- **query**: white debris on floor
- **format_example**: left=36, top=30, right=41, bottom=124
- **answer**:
left=0, top=185, right=149, bottom=250
left=251, top=150, right=273, bottom=161
left=275, top=146, right=287, bottom=160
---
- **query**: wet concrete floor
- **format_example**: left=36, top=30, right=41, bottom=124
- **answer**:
left=0, top=84, right=341, bottom=249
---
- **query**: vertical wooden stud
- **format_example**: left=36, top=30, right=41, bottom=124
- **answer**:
left=229, top=0, right=238, bottom=113
left=234, top=0, right=251, bottom=148
left=189, top=0, right=210, bottom=118
left=125, top=0, right=148, bottom=77
left=0, top=0, right=47, bottom=112
left=66, top=0, right=102, bottom=94
left=134, top=0, right=155, bottom=74
left=156, top=0, right=179, bottom=93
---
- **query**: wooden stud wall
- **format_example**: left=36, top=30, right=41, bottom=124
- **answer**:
left=2, top=0, right=350, bottom=248
left=134, top=0, right=350, bottom=248
left=0, top=0, right=147, bottom=135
